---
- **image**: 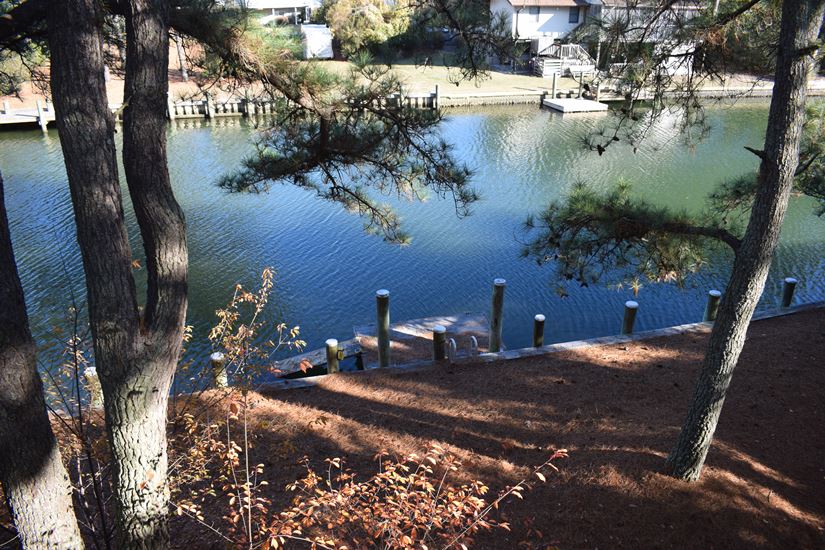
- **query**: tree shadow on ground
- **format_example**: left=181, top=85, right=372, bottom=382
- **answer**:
left=172, top=309, right=825, bottom=549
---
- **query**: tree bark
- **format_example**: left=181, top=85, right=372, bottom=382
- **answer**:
left=49, top=0, right=188, bottom=548
left=666, top=0, right=825, bottom=481
left=0, top=171, right=83, bottom=548
left=106, top=1, right=188, bottom=548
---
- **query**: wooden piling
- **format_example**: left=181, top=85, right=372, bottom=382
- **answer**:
left=551, top=73, right=557, bottom=99
left=325, top=339, right=340, bottom=373
left=432, top=325, right=447, bottom=361
left=489, top=278, right=506, bottom=352
left=205, top=93, right=214, bottom=119
left=577, top=75, right=583, bottom=99
left=376, top=289, right=391, bottom=367
left=782, top=277, right=797, bottom=308
left=167, top=92, right=176, bottom=121
left=703, top=290, right=722, bottom=322
left=2, top=100, right=10, bottom=114
left=35, top=100, right=47, bottom=132
left=84, top=367, right=103, bottom=408
left=434, top=85, right=440, bottom=109
left=621, top=300, right=639, bottom=335
left=210, top=351, right=228, bottom=388
left=533, top=314, right=545, bottom=348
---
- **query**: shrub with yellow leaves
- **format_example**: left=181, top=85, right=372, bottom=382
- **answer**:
left=267, top=446, right=568, bottom=549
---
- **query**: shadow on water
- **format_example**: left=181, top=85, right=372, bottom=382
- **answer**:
left=1, top=103, right=824, bottom=383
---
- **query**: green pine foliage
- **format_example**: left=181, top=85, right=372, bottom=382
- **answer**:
left=522, top=181, right=719, bottom=287
left=218, top=55, right=477, bottom=243
left=524, top=105, right=825, bottom=289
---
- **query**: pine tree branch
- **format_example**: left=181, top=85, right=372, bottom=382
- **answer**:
left=655, top=220, right=742, bottom=251
left=744, top=146, right=767, bottom=159
left=0, top=0, right=48, bottom=48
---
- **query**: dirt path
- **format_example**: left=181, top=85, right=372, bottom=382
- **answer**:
left=175, top=308, right=824, bottom=548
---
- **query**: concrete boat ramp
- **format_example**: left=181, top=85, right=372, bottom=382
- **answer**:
left=542, top=97, right=609, bottom=113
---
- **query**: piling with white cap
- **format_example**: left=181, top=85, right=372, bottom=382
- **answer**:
left=325, top=339, right=340, bottom=373
left=703, top=290, right=722, bottom=322
left=210, top=351, right=228, bottom=388
left=781, top=277, right=798, bottom=308
left=376, top=289, right=391, bottom=368
left=533, top=314, right=546, bottom=348
left=84, top=367, right=103, bottom=408
left=621, top=301, right=639, bottom=335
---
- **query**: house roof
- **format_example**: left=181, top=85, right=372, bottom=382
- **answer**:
left=245, top=0, right=321, bottom=9
left=598, top=0, right=701, bottom=7
left=508, top=0, right=591, bottom=7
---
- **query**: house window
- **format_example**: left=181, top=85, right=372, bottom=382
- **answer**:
left=568, top=6, right=580, bottom=23
left=528, top=6, right=540, bottom=21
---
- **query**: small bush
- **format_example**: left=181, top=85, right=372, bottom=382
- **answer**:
left=271, top=446, right=567, bottom=549
left=172, top=392, right=567, bottom=549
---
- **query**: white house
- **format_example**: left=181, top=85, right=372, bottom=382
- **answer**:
left=490, top=0, right=596, bottom=41
left=243, top=0, right=322, bottom=24
left=589, top=0, right=703, bottom=43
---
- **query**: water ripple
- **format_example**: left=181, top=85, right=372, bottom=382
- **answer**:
left=1, top=103, right=823, bottom=368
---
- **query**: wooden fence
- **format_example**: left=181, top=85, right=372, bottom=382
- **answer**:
left=165, top=89, right=439, bottom=121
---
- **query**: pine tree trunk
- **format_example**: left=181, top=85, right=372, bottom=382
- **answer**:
left=107, top=1, right=188, bottom=548
left=666, top=0, right=825, bottom=481
left=0, top=171, right=84, bottom=549
left=48, top=1, right=188, bottom=548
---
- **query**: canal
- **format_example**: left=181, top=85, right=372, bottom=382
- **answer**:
left=1, top=101, right=823, bottom=370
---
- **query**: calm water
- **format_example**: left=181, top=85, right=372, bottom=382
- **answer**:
left=2, top=103, right=824, bottom=369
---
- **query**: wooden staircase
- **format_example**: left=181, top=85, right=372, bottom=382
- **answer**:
left=533, top=43, right=597, bottom=77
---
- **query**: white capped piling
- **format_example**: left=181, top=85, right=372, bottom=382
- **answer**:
left=325, top=339, right=340, bottom=373
left=489, top=278, right=506, bottom=352
left=167, top=92, right=176, bottom=121
left=621, top=300, right=639, bottom=335
left=782, top=277, right=798, bottom=308
left=205, top=92, right=214, bottom=119
left=2, top=100, right=9, bottom=114
left=376, top=289, right=391, bottom=368
left=210, top=351, right=228, bottom=388
left=432, top=325, right=447, bottom=361
left=447, top=338, right=457, bottom=364
left=703, top=290, right=722, bottom=322
left=35, top=100, right=47, bottom=132
left=533, top=314, right=546, bottom=348
left=84, top=367, right=103, bottom=408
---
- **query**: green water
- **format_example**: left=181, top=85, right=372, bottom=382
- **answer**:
left=1, top=102, right=823, bottom=370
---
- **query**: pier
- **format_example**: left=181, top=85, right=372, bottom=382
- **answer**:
left=542, top=97, right=609, bottom=113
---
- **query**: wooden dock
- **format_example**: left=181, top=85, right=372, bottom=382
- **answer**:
left=269, top=338, right=362, bottom=376
left=0, top=103, right=54, bottom=130
left=542, top=97, right=609, bottom=113
left=354, top=312, right=490, bottom=368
